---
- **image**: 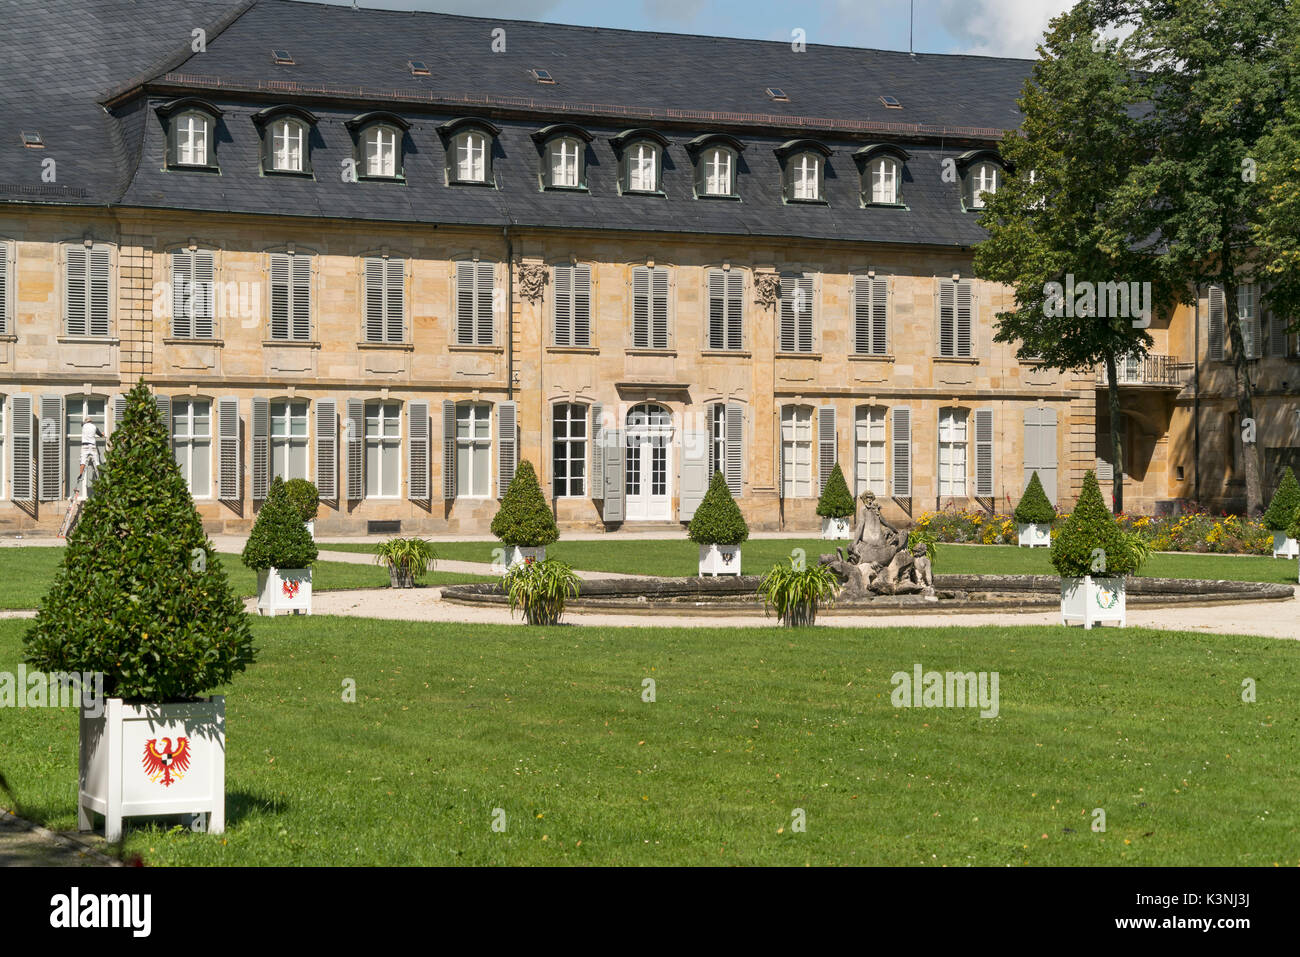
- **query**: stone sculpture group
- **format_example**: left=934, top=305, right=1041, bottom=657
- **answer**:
left=818, top=491, right=935, bottom=600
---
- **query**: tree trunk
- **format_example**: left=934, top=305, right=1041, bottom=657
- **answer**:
left=1221, top=269, right=1264, bottom=516
left=1104, top=353, right=1124, bottom=514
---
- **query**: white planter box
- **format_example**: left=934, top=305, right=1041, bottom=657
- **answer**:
left=1018, top=523, right=1051, bottom=548
left=503, top=545, right=546, bottom=568
left=821, top=516, right=852, bottom=540
left=79, top=696, right=225, bottom=842
left=1272, top=531, right=1298, bottom=559
left=1060, top=575, right=1126, bottom=629
left=256, top=567, right=312, bottom=616
left=304, top=519, right=315, bottom=540
left=698, top=543, right=742, bottom=577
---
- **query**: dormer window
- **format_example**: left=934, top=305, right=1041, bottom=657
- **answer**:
left=533, top=125, right=593, bottom=191
left=854, top=144, right=909, bottom=206
left=346, top=112, right=410, bottom=180
left=157, top=98, right=222, bottom=170
left=612, top=130, right=669, bottom=195
left=439, top=118, right=500, bottom=186
left=254, top=106, right=317, bottom=176
left=792, top=153, right=820, bottom=200
left=870, top=157, right=898, bottom=203
left=776, top=140, right=831, bottom=204
left=970, top=162, right=999, bottom=207
left=956, top=151, right=1005, bottom=211
left=687, top=134, right=745, bottom=199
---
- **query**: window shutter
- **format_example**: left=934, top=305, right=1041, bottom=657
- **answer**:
left=66, top=246, right=87, bottom=336
left=193, top=249, right=215, bottom=338
left=652, top=268, right=669, bottom=349
left=678, top=429, right=710, bottom=521
left=497, top=401, right=516, bottom=496
left=798, top=275, right=814, bottom=352
left=1208, top=286, right=1225, bottom=361
left=853, top=276, right=871, bottom=354
left=408, top=400, right=430, bottom=501
left=89, top=246, right=111, bottom=337
left=779, top=276, right=795, bottom=352
left=1023, top=408, right=1058, bottom=505
left=574, top=264, right=591, bottom=346
left=974, top=408, right=994, bottom=497
left=590, top=403, right=604, bottom=499
left=777, top=410, right=785, bottom=496
left=292, top=254, right=311, bottom=341
left=315, top=398, right=337, bottom=499
left=442, top=399, right=456, bottom=501
left=726, top=271, right=743, bottom=350
left=872, top=277, right=888, bottom=355
left=111, top=394, right=125, bottom=431
left=938, top=280, right=955, bottom=356
left=347, top=398, right=365, bottom=501
left=270, top=253, right=290, bottom=340
left=386, top=258, right=404, bottom=342
left=891, top=406, right=912, bottom=497
left=708, top=270, right=724, bottom=350
left=38, top=393, right=63, bottom=501
left=217, top=396, right=240, bottom=501
left=477, top=261, right=494, bottom=345
left=455, top=261, right=474, bottom=344
left=601, top=429, right=624, bottom=521
left=956, top=280, right=973, bottom=356
left=1267, top=301, right=1288, bottom=357
left=725, top=403, right=744, bottom=497
left=250, top=396, right=269, bottom=500
left=632, top=266, right=649, bottom=348
left=364, top=257, right=384, bottom=342
left=554, top=264, right=573, bottom=346
left=0, top=242, right=9, bottom=334
left=155, top=394, right=172, bottom=436
left=10, top=394, right=32, bottom=502
left=172, top=250, right=194, bottom=339
left=817, top=405, right=836, bottom=493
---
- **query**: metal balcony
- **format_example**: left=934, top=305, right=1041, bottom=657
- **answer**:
left=1095, top=354, right=1187, bottom=388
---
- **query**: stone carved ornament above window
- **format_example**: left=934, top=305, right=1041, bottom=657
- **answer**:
left=519, top=263, right=550, bottom=304
left=753, top=272, right=782, bottom=307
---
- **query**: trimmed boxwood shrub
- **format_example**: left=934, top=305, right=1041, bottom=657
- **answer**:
left=816, top=463, right=855, bottom=519
left=23, top=380, right=254, bottom=702
left=490, top=461, right=559, bottom=547
left=1286, top=507, right=1300, bottom=542
left=1013, top=472, right=1057, bottom=525
left=283, top=478, right=320, bottom=522
left=241, top=476, right=319, bottom=570
left=688, top=471, right=749, bottom=546
left=1262, top=467, right=1300, bottom=531
left=1050, top=470, right=1143, bottom=578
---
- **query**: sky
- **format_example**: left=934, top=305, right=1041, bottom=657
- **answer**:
left=292, top=0, right=1076, bottom=59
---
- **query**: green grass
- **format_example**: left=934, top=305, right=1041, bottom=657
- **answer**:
left=1, top=616, right=1296, bottom=866
left=320, top=539, right=1300, bottom=585
left=0, top=548, right=491, bottom=610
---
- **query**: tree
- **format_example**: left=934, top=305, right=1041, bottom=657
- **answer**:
left=241, top=476, right=319, bottom=570
left=687, top=472, right=749, bottom=546
left=1050, top=469, right=1143, bottom=578
left=815, top=463, right=855, bottom=519
left=1254, top=2, right=1300, bottom=322
left=1261, top=466, right=1300, bottom=532
left=490, top=460, right=559, bottom=547
left=24, top=380, right=254, bottom=702
left=974, top=1, right=1173, bottom=513
left=1014, top=471, right=1058, bottom=526
left=1105, top=0, right=1294, bottom=515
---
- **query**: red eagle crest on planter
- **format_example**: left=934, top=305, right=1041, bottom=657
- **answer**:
left=142, top=737, right=191, bottom=787
left=282, top=578, right=301, bottom=599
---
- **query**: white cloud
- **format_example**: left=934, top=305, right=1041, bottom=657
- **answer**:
left=932, top=0, right=1073, bottom=57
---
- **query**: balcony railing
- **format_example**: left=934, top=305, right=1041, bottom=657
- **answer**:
left=1096, top=354, right=1186, bottom=387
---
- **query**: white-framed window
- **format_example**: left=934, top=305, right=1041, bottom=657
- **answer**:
left=710, top=404, right=727, bottom=478
left=271, top=119, right=306, bottom=172
left=365, top=400, right=402, bottom=498
left=176, top=112, right=211, bottom=166
left=938, top=407, right=968, bottom=497
left=363, top=256, right=405, bottom=343
left=969, top=161, right=1000, bottom=208
left=855, top=405, right=887, bottom=497
left=455, top=401, right=491, bottom=497
left=269, top=251, right=312, bottom=341
left=65, top=396, right=106, bottom=497
left=172, top=397, right=212, bottom=498
left=870, top=156, right=899, bottom=204
left=781, top=404, right=814, bottom=497
left=553, top=263, right=592, bottom=347
left=170, top=248, right=215, bottom=339
left=455, top=260, right=495, bottom=345
left=65, top=244, right=112, bottom=337
left=707, top=268, right=744, bottom=351
left=627, top=141, right=658, bottom=193
left=791, top=152, right=821, bottom=201
left=631, top=265, right=670, bottom=349
left=270, top=399, right=309, bottom=481
left=364, top=125, right=398, bottom=177
left=456, top=131, right=487, bottom=183
left=701, top=147, right=734, bottom=196
left=552, top=402, right=587, bottom=498
left=778, top=273, right=815, bottom=353
left=1238, top=283, right=1262, bottom=359
left=548, top=137, right=582, bottom=188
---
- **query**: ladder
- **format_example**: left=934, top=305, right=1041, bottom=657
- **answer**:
left=57, top=456, right=98, bottom=539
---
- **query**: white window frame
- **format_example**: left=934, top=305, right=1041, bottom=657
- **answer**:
left=172, top=397, right=213, bottom=499
left=272, top=119, right=306, bottom=173
left=792, top=153, right=821, bottom=201
left=365, top=400, right=403, bottom=499
left=970, top=162, right=999, bottom=208
left=65, top=395, right=107, bottom=498
left=1238, top=283, right=1262, bottom=359
left=627, top=142, right=658, bottom=193
left=938, top=407, right=969, bottom=497
left=363, top=125, right=398, bottom=178
left=855, top=405, right=887, bottom=497
left=456, top=131, right=487, bottom=183
left=870, top=156, right=899, bottom=204
left=552, top=402, right=587, bottom=498
left=781, top=404, right=814, bottom=498
left=550, top=137, right=582, bottom=189
left=703, top=148, right=733, bottom=197
left=176, top=112, right=211, bottom=167
left=455, top=401, right=492, bottom=498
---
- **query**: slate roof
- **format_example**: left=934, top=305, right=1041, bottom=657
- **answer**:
left=0, top=0, right=1037, bottom=249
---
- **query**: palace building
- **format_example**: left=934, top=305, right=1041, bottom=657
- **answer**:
left=1, top=0, right=1296, bottom=536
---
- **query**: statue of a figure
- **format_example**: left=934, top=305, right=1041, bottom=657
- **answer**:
left=817, top=490, right=935, bottom=599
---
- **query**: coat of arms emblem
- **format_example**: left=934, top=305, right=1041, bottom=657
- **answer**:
left=142, top=737, right=191, bottom=787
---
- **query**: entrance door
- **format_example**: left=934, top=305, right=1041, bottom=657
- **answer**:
left=625, top=403, right=673, bottom=521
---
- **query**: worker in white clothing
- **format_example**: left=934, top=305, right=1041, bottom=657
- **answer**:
left=80, top=415, right=104, bottom=472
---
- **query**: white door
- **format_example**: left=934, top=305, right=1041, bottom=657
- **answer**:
left=625, top=404, right=673, bottom=521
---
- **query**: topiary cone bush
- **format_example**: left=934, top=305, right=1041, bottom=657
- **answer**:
left=23, top=380, right=254, bottom=702
left=688, top=471, right=750, bottom=546
left=816, top=463, right=856, bottom=519
left=1050, top=470, right=1144, bottom=578
left=1013, top=471, right=1057, bottom=525
left=490, top=460, right=559, bottom=548
left=1262, top=467, right=1300, bottom=531
left=241, top=476, right=319, bottom=570
left=1286, top=507, right=1300, bottom=542
left=282, top=478, right=320, bottom=522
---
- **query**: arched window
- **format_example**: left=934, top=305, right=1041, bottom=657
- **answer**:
left=440, top=118, right=500, bottom=185
left=870, top=156, right=899, bottom=204
left=780, top=404, right=814, bottom=497
left=347, top=112, right=409, bottom=180
left=611, top=130, right=669, bottom=194
left=364, top=125, right=398, bottom=177
left=552, top=402, right=588, bottom=498
left=157, top=98, right=222, bottom=169
left=970, top=161, right=999, bottom=208
left=533, top=125, right=593, bottom=190
left=776, top=140, right=831, bottom=203
left=172, top=397, right=213, bottom=498
left=254, top=106, right=317, bottom=175
left=456, top=130, right=488, bottom=182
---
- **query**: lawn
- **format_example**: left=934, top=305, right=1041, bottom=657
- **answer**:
left=320, top=538, right=1300, bottom=585
left=1, top=616, right=1296, bottom=866
left=0, top=547, right=492, bottom=610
